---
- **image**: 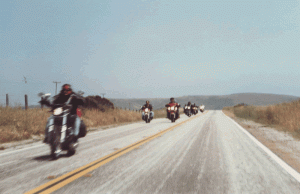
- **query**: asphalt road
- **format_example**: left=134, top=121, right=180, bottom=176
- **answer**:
left=1, top=110, right=300, bottom=193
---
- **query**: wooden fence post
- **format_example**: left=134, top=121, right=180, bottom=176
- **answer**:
left=6, top=94, right=9, bottom=107
left=25, top=95, right=28, bottom=110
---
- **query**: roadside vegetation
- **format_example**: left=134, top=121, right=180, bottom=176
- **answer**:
left=223, top=99, right=300, bottom=135
left=0, top=106, right=169, bottom=144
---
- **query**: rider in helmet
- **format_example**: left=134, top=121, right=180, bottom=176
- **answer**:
left=191, top=103, right=196, bottom=114
left=141, top=100, right=154, bottom=120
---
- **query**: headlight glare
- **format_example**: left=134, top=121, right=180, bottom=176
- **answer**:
left=53, top=107, right=63, bottom=115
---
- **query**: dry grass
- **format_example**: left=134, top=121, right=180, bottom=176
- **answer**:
left=82, top=108, right=141, bottom=128
left=0, top=106, right=51, bottom=143
left=0, top=106, right=168, bottom=144
left=223, top=99, right=300, bottom=134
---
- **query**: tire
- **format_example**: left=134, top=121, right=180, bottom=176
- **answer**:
left=145, top=115, right=148, bottom=123
left=50, top=128, right=61, bottom=160
left=171, top=114, right=175, bottom=122
left=67, top=144, right=76, bottom=156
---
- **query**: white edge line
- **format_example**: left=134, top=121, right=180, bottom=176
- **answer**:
left=222, top=111, right=300, bottom=183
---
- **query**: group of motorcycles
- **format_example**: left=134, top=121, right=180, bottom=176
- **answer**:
left=184, top=103, right=199, bottom=117
left=142, top=101, right=205, bottom=124
left=41, top=92, right=205, bottom=160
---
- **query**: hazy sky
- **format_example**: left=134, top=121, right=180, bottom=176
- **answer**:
left=1, top=0, right=299, bottom=105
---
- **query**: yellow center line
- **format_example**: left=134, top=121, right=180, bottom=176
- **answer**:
left=25, top=112, right=208, bottom=194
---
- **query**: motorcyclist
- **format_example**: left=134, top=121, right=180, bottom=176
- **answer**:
left=141, top=100, right=154, bottom=120
left=185, top=101, right=192, bottom=114
left=192, top=103, right=198, bottom=114
left=190, top=102, right=194, bottom=111
left=42, top=84, right=84, bottom=143
left=165, top=97, right=180, bottom=118
left=187, top=101, right=192, bottom=109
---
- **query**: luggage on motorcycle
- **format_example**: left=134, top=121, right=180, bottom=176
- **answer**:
left=78, top=120, right=87, bottom=138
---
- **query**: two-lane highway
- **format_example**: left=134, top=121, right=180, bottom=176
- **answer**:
left=1, top=111, right=300, bottom=193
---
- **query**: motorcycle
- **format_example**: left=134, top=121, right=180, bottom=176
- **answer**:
left=184, top=105, right=192, bottom=117
left=192, top=106, right=198, bottom=115
left=143, top=108, right=151, bottom=123
left=199, top=105, right=205, bottom=113
left=166, top=103, right=180, bottom=122
left=40, top=93, right=86, bottom=159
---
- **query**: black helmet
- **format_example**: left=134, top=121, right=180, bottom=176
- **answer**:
left=146, top=100, right=149, bottom=103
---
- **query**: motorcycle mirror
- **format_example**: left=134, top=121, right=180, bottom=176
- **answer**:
left=44, top=93, right=51, bottom=97
left=78, top=91, right=84, bottom=96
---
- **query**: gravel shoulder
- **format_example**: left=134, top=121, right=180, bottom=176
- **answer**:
left=223, top=110, right=300, bottom=173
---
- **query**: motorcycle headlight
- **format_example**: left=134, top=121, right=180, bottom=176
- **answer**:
left=175, top=107, right=177, bottom=111
left=53, top=107, right=63, bottom=115
left=187, top=107, right=190, bottom=109
left=170, top=107, right=174, bottom=110
left=145, top=108, right=149, bottom=112
left=168, top=107, right=171, bottom=110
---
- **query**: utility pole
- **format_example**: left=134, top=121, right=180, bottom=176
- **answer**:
left=101, top=93, right=106, bottom=98
left=53, top=81, right=61, bottom=95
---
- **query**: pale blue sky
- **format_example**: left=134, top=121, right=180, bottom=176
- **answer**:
left=0, top=0, right=299, bottom=105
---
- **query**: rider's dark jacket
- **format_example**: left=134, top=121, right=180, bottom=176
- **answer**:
left=142, top=104, right=153, bottom=111
left=53, top=92, right=84, bottom=115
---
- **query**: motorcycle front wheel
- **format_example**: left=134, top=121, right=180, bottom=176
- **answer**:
left=171, top=114, right=175, bottom=122
left=50, top=128, right=61, bottom=160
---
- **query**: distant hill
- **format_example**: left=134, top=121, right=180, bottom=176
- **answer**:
left=109, top=93, right=300, bottom=110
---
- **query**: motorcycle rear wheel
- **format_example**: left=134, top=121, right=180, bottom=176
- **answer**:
left=67, top=145, right=76, bottom=156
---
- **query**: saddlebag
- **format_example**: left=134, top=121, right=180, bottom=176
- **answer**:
left=78, top=120, right=87, bottom=138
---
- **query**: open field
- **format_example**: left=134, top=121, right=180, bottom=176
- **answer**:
left=223, top=99, right=300, bottom=137
left=0, top=106, right=169, bottom=144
